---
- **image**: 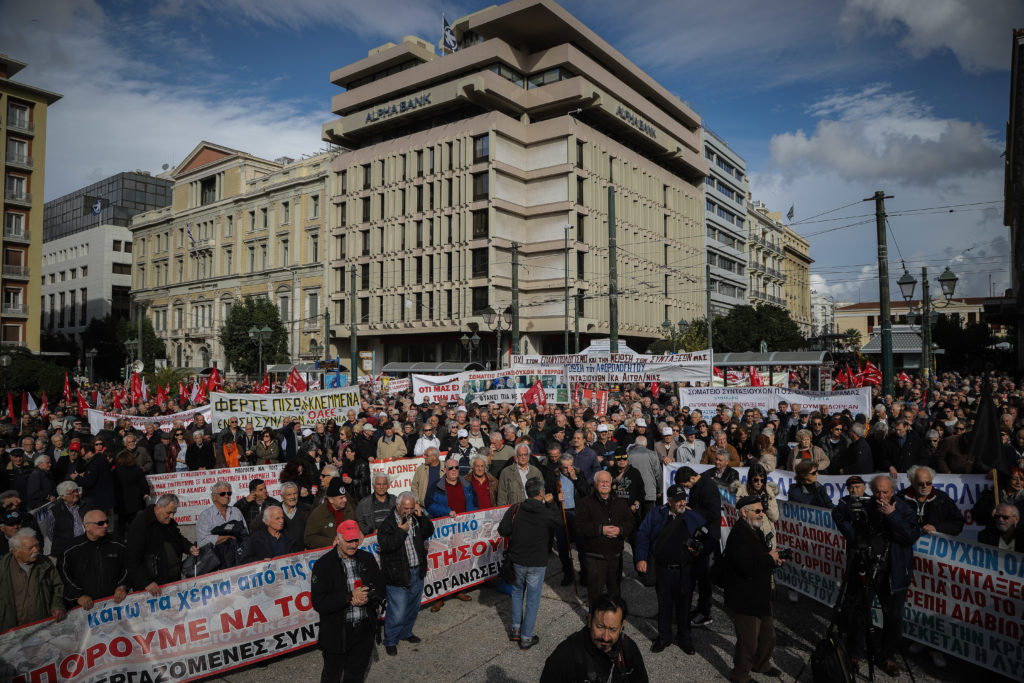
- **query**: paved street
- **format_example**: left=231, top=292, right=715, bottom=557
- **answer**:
left=208, top=552, right=998, bottom=683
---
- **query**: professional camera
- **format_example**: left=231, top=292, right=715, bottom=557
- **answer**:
left=776, top=548, right=793, bottom=561
left=684, top=525, right=711, bottom=554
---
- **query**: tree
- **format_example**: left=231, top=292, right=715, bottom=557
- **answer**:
left=841, top=328, right=863, bottom=353
left=79, top=313, right=166, bottom=381
left=710, top=304, right=806, bottom=353
left=0, top=346, right=71, bottom=399
left=219, top=296, right=290, bottom=376
left=40, top=331, right=80, bottom=361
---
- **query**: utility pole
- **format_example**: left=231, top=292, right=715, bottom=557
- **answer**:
left=865, top=190, right=894, bottom=396
left=921, top=267, right=931, bottom=385
left=608, top=186, right=618, bottom=353
left=564, top=224, right=571, bottom=355
left=350, top=267, right=358, bottom=385
left=574, top=292, right=582, bottom=353
left=511, top=242, right=520, bottom=354
left=705, top=263, right=713, bottom=351
left=136, top=302, right=144, bottom=367
left=323, top=306, right=330, bottom=363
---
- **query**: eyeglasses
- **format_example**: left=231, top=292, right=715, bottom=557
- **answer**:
left=809, top=471, right=819, bottom=476
left=217, top=491, right=232, bottom=496
left=748, top=508, right=765, bottom=514
left=917, top=481, right=933, bottom=487
left=446, top=465, right=459, bottom=471
left=86, top=520, right=108, bottom=526
left=994, top=514, right=1016, bottom=520
left=750, top=477, right=765, bottom=483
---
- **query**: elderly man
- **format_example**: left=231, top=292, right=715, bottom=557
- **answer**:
left=628, top=435, right=661, bottom=519
left=315, top=465, right=340, bottom=507
left=234, top=478, right=281, bottom=531
left=498, top=444, right=545, bottom=506
left=724, top=495, right=785, bottom=682
left=705, top=450, right=740, bottom=486
left=576, top=470, right=635, bottom=601
left=654, top=426, right=677, bottom=464
left=410, top=446, right=443, bottom=507
left=0, top=510, right=25, bottom=555
left=541, top=594, right=648, bottom=682
left=0, top=529, right=65, bottom=630
left=279, top=481, right=312, bottom=546
left=125, top=494, right=199, bottom=596
left=356, top=474, right=397, bottom=534
left=376, top=422, right=408, bottom=461
left=676, top=425, right=706, bottom=465
left=120, top=433, right=153, bottom=474
left=702, top=430, right=740, bottom=467
left=566, top=430, right=601, bottom=483
left=305, top=479, right=356, bottom=549
left=979, top=503, right=1024, bottom=551
left=26, top=455, right=56, bottom=509
left=242, top=506, right=302, bottom=562
left=60, top=509, right=128, bottom=610
left=488, top=431, right=514, bottom=476
left=312, top=519, right=386, bottom=682
left=377, top=492, right=434, bottom=656
left=51, top=481, right=86, bottom=561
left=196, top=481, right=249, bottom=561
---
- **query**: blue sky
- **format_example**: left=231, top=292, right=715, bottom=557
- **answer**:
left=2, top=0, right=1021, bottom=302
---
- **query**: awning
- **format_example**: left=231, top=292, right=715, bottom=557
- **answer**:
left=713, top=351, right=832, bottom=367
left=266, top=363, right=333, bottom=373
left=380, top=361, right=486, bottom=374
left=860, top=330, right=944, bottom=355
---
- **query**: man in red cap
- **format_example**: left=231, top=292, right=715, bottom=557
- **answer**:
left=311, top=519, right=385, bottom=682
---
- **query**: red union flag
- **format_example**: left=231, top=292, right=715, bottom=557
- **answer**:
left=522, top=380, right=546, bottom=409
left=207, top=366, right=223, bottom=393
left=76, top=390, right=89, bottom=416
left=897, top=371, right=912, bottom=383
left=63, top=372, right=72, bottom=406
left=651, top=382, right=660, bottom=397
left=254, top=373, right=271, bottom=394
left=285, top=367, right=308, bottom=393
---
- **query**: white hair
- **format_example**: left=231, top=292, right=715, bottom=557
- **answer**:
left=262, top=505, right=284, bottom=523
left=210, top=480, right=232, bottom=495
left=907, top=465, right=936, bottom=481
left=280, top=481, right=300, bottom=494
left=9, top=528, right=37, bottom=551
left=396, top=491, right=416, bottom=507
left=322, top=465, right=339, bottom=477
left=57, top=481, right=81, bottom=496
left=634, top=436, right=647, bottom=448
left=33, top=454, right=50, bottom=467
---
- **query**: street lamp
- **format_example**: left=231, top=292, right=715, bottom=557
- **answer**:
left=248, top=325, right=273, bottom=377
left=0, top=354, right=10, bottom=397
left=661, top=318, right=690, bottom=353
left=86, top=348, right=97, bottom=384
left=124, top=339, right=138, bottom=382
left=898, top=266, right=958, bottom=385
left=482, top=305, right=513, bottom=368
left=459, top=330, right=481, bottom=364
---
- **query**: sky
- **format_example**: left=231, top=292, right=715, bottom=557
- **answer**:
left=2, top=0, right=1021, bottom=304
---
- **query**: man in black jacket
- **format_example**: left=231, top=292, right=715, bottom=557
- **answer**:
left=234, top=479, right=281, bottom=532
left=125, top=494, right=198, bottom=595
left=979, top=503, right=1024, bottom=551
left=674, top=466, right=721, bottom=627
left=879, top=420, right=923, bottom=475
left=575, top=470, right=635, bottom=602
left=377, top=491, right=434, bottom=656
left=240, top=506, right=302, bottom=563
left=540, top=594, right=649, bottom=682
left=311, top=519, right=385, bottom=683
left=724, top=495, right=784, bottom=683
left=60, top=509, right=128, bottom=610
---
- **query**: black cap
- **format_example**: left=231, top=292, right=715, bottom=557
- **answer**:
left=326, top=478, right=347, bottom=497
left=845, top=475, right=865, bottom=488
left=666, top=484, right=687, bottom=501
left=2, top=510, right=23, bottom=526
left=736, top=495, right=762, bottom=510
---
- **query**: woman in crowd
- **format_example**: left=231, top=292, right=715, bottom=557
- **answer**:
left=255, top=428, right=280, bottom=465
left=749, top=432, right=777, bottom=472
left=788, top=460, right=832, bottom=509
left=114, top=450, right=150, bottom=529
left=787, top=429, right=830, bottom=472
left=339, top=441, right=370, bottom=501
left=185, top=430, right=215, bottom=471
left=280, top=459, right=316, bottom=504
left=820, top=419, right=849, bottom=474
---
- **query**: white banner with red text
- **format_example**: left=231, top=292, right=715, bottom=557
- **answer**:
left=209, top=386, right=361, bottom=431
left=511, top=349, right=712, bottom=384
left=0, top=506, right=509, bottom=683
left=86, top=406, right=212, bottom=436
left=146, top=464, right=287, bottom=525
left=677, top=386, right=872, bottom=416
left=411, top=367, right=568, bottom=405
left=368, top=456, right=424, bottom=496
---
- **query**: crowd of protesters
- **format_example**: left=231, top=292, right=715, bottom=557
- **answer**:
left=0, top=368, right=1020, bottom=680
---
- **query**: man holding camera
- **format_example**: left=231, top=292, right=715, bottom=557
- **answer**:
left=634, top=484, right=707, bottom=654
left=724, top=495, right=785, bottom=683
left=833, top=474, right=920, bottom=676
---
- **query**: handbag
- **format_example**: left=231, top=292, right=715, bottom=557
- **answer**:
left=498, top=504, right=520, bottom=584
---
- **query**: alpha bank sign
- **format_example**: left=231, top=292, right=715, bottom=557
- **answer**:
left=615, top=105, right=657, bottom=139
left=365, top=93, right=432, bottom=124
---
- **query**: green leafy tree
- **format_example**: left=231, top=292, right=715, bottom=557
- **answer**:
left=80, top=313, right=166, bottom=381
left=647, top=318, right=711, bottom=353
left=841, top=328, right=863, bottom=353
left=40, top=331, right=80, bottom=361
left=219, top=296, right=290, bottom=376
left=711, top=304, right=806, bottom=352
left=0, top=346, right=70, bottom=399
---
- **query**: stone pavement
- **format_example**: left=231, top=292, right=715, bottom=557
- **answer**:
left=210, top=553, right=999, bottom=683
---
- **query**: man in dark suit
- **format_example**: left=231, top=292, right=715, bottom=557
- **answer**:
left=674, top=466, right=721, bottom=627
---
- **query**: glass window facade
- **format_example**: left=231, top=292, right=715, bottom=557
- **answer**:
left=42, top=172, right=171, bottom=242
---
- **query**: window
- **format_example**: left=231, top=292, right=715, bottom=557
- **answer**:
left=340, top=171, right=347, bottom=193
left=48, top=294, right=54, bottom=328
left=278, top=294, right=290, bottom=322
left=416, top=221, right=423, bottom=248
left=473, top=135, right=489, bottom=163
left=471, top=287, right=488, bottom=315
left=248, top=247, right=256, bottom=272
left=577, top=252, right=584, bottom=279
left=310, top=235, right=319, bottom=261
left=428, top=147, right=435, bottom=174
left=360, top=229, right=370, bottom=256
left=225, top=215, right=234, bottom=236
left=81, top=266, right=88, bottom=277
left=307, top=290, right=319, bottom=318
left=472, top=210, right=488, bottom=238
left=360, top=264, right=369, bottom=289
left=58, top=292, right=65, bottom=327
left=416, top=151, right=423, bottom=177
left=281, top=201, right=290, bottom=224
left=3, top=212, right=25, bottom=237
left=225, top=249, right=233, bottom=274
left=362, top=197, right=370, bottom=222
left=112, top=263, right=132, bottom=275
left=340, top=203, right=347, bottom=227
left=261, top=208, right=268, bottom=229
left=6, top=138, right=27, bottom=164
left=200, top=177, right=216, bottom=205
left=123, top=241, right=132, bottom=254
left=362, top=163, right=371, bottom=190
left=5, top=175, right=26, bottom=199
left=415, top=257, right=423, bottom=284
left=576, top=214, right=585, bottom=242
left=310, top=194, right=320, bottom=219
left=80, top=288, right=87, bottom=323
left=577, top=177, right=584, bottom=204
left=472, top=173, right=488, bottom=201
left=281, top=239, right=289, bottom=266
left=415, top=292, right=423, bottom=321
left=360, top=298, right=369, bottom=323
left=471, top=248, right=488, bottom=278
left=416, top=186, right=423, bottom=212
left=6, top=103, right=28, bottom=129
left=259, top=243, right=267, bottom=269
left=378, top=193, right=384, bottom=218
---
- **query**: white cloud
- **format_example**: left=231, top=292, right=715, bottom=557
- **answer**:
left=769, top=85, right=1001, bottom=184
left=840, top=0, right=1022, bottom=73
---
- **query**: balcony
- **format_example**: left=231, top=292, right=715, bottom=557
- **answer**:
left=6, top=119, right=34, bottom=136
left=2, top=227, right=29, bottom=243
left=1, top=303, right=28, bottom=317
left=3, top=191, right=31, bottom=207
left=2, top=264, right=29, bottom=279
left=0, top=340, right=26, bottom=348
left=4, top=154, right=32, bottom=171
left=749, top=261, right=765, bottom=274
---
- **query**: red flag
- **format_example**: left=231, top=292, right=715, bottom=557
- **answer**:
left=285, top=367, right=307, bottom=393
left=522, top=380, right=546, bottom=409
left=6, top=392, right=14, bottom=421
left=130, top=372, right=143, bottom=405
left=178, top=381, right=188, bottom=406
left=40, top=391, right=49, bottom=417
left=860, top=361, right=882, bottom=387
left=155, top=384, right=167, bottom=404
left=194, top=379, right=208, bottom=405
left=20, top=391, right=26, bottom=414
left=208, top=366, right=223, bottom=393
left=254, top=373, right=270, bottom=394
left=63, top=372, right=72, bottom=406
left=90, top=390, right=99, bottom=407
left=713, top=367, right=724, bottom=378
left=651, top=382, right=660, bottom=397
left=76, top=390, right=89, bottom=416
left=897, top=371, right=912, bottom=383
left=749, top=366, right=764, bottom=387
left=113, top=390, right=123, bottom=411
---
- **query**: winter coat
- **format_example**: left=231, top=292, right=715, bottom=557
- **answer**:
left=497, top=463, right=544, bottom=506
left=426, top=478, right=478, bottom=518
left=608, top=466, right=644, bottom=507
left=311, top=547, right=385, bottom=653
left=59, top=533, right=128, bottom=602
left=498, top=497, right=560, bottom=567
left=114, top=464, right=150, bottom=523
left=786, top=444, right=830, bottom=473
left=635, top=505, right=707, bottom=566
left=240, top=528, right=303, bottom=564
left=879, top=432, right=924, bottom=473
left=340, top=457, right=371, bottom=501
left=627, top=447, right=661, bottom=501
left=897, top=487, right=965, bottom=536
left=686, top=475, right=723, bottom=540
left=255, top=440, right=280, bottom=465
left=124, top=504, right=193, bottom=588
left=26, top=468, right=56, bottom=509
left=723, top=519, right=776, bottom=617
left=304, top=499, right=357, bottom=549
left=833, top=495, right=920, bottom=593
left=463, top=473, right=499, bottom=509
left=575, top=492, right=635, bottom=559
left=355, top=494, right=397, bottom=534
left=77, top=455, right=116, bottom=511
left=376, top=435, right=408, bottom=461
left=788, top=482, right=833, bottom=509
left=0, top=554, right=63, bottom=632
left=376, top=510, right=434, bottom=587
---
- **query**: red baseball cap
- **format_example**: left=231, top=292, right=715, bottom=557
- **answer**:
left=338, top=520, right=361, bottom=542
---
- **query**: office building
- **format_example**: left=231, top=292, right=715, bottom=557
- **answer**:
left=810, top=291, right=836, bottom=337
left=745, top=199, right=786, bottom=308
left=782, top=226, right=813, bottom=335
left=703, top=130, right=749, bottom=316
left=321, top=0, right=708, bottom=366
left=1, top=54, right=61, bottom=351
left=42, top=172, right=171, bottom=342
left=131, top=142, right=329, bottom=370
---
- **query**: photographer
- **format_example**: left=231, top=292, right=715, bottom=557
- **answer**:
left=724, top=495, right=784, bottom=682
left=634, top=484, right=707, bottom=655
left=832, top=475, right=920, bottom=676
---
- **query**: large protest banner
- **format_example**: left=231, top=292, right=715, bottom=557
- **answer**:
left=0, top=507, right=509, bottom=683
left=511, top=349, right=712, bottom=384
left=210, top=386, right=360, bottom=431
left=146, top=464, right=287, bottom=525
left=369, top=456, right=424, bottom=495
left=662, top=464, right=992, bottom=540
left=86, top=406, right=212, bottom=435
left=412, top=367, right=568, bottom=405
left=677, top=386, right=872, bottom=416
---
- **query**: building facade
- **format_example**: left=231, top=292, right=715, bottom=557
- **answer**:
left=703, top=130, right=748, bottom=317
left=835, top=297, right=1002, bottom=340
left=321, top=0, right=708, bottom=366
left=42, top=172, right=171, bottom=342
left=131, top=142, right=329, bottom=371
left=810, top=290, right=836, bottom=337
left=1, top=55, right=61, bottom=351
left=781, top=225, right=813, bottom=335
left=745, top=199, right=786, bottom=308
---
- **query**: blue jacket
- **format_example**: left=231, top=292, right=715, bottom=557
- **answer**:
left=833, top=495, right=920, bottom=593
left=426, top=478, right=479, bottom=518
left=635, top=505, right=707, bottom=565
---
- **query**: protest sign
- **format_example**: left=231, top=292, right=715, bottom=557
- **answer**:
left=677, top=386, right=872, bottom=416
left=412, top=367, right=568, bottom=405
left=86, top=406, right=212, bottom=435
left=146, top=464, right=287, bottom=525
left=369, top=456, right=424, bottom=495
left=511, top=349, right=712, bottom=384
left=383, top=377, right=410, bottom=394
left=0, top=507, right=509, bottom=683
left=210, top=386, right=360, bottom=431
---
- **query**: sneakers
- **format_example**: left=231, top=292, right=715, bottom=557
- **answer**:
left=519, top=635, right=540, bottom=650
left=929, top=650, right=947, bottom=668
left=787, top=590, right=799, bottom=603
left=690, top=613, right=713, bottom=627
left=509, top=630, right=521, bottom=642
